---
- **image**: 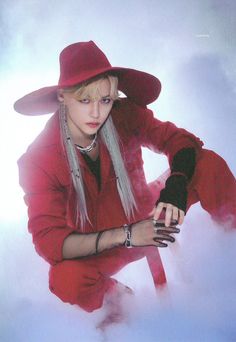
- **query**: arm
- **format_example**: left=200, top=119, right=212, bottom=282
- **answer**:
left=154, top=147, right=196, bottom=226
left=114, top=100, right=202, bottom=226
left=18, top=152, right=77, bottom=264
left=62, top=220, right=180, bottom=258
left=62, top=228, right=125, bottom=258
left=18, top=151, right=180, bottom=263
left=113, top=99, right=203, bottom=163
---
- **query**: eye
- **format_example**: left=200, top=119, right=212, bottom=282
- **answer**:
left=79, top=98, right=90, bottom=104
left=101, top=97, right=112, bottom=104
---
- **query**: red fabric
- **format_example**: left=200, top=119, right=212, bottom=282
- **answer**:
left=18, top=98, right=203, bottom=265
left=149, top=150, right=236, bottom=227
left=14, top=41, right=161, bottom=115
left=49, top=247, right=148, bottom=312
left=187, top=149, right=236, bottom=227
left=18, top=98, right=236, bottom=311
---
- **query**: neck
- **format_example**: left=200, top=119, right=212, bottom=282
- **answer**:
left=75, top=133, right=98, bottom=154
left=75, top=134, right=96, bottom=147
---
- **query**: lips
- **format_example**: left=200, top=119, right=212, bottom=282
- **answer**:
left=86, top=122, right=100, bottom=128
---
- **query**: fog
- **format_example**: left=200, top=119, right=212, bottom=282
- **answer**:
left=1, top=1, right=236, bottom=341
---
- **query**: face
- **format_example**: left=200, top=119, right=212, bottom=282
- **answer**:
left=61, top=78, right=114, bottom=143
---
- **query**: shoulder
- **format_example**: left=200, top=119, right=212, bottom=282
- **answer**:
left=26, top=112, right=61, bottom=152
left=18, top=112, right=66, bottom=179
left=112, top=97, right=150, bottom=118
left=19, top=113, right=61, bottom=163
left=18, top=143, right=69, bottom=190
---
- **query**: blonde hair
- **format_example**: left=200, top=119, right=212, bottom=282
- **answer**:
left=59, top=75, right=137, bottom=230
left=62, top=74, right=119, bottom=101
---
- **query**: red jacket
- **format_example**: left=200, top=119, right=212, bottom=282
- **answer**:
left=18, top=99, right=203, bottom=265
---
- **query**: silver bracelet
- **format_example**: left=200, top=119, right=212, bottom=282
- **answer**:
left=123, top=224, right=132, bottom=248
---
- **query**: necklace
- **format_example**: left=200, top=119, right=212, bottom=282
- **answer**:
left=74, top=133, right=97, bottom=154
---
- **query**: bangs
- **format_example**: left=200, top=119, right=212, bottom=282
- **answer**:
left=64, top=75, right=119, bottom=101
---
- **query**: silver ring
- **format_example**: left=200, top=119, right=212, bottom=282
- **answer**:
left=154, top=227, right=160, bottom=234
left=153, top=219, right=160, bottom=233
left=152, top=219, right=157, bottom=226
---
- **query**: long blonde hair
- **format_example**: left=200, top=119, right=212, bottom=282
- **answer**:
left=59, top=75, right=137, bottom=230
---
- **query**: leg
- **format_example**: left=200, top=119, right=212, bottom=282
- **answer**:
left=49, top=247, right=147, bottom=312
left=148, top=149, right=236, bottom=227
left=187, top=149, right=236, bottom=227
left=49, top=260, right=115, bottom=312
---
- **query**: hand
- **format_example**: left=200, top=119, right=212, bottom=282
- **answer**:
left=131, top=218, right=180, bottom=248
left=150, top=202, right=185, bottom=227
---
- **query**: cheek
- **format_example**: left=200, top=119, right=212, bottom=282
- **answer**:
left=68, top=102, right=88, bottom=118
left=101, top=105, right=112, bottom=119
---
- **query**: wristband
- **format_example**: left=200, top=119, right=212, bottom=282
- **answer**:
left=123, top=224, right=132, bottom=248
left=170, top=171, right=188, bottom=180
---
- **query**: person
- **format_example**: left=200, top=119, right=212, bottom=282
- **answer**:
left=14, top=41, right=236, bottom=328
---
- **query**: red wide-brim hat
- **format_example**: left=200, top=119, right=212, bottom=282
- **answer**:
left=14, top=41, right=161, bottom=115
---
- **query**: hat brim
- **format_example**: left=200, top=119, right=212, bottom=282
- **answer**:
left=14, top=67, right=161, bottom=115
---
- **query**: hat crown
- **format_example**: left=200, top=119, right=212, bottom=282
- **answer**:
left=14, top=40, right=161, bottom=115
left=58, top=41, right=112, bottom=87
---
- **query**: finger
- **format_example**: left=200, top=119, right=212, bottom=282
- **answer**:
left=172, top=206, right=179, bottom=223
left=170, top=219, right=178, bottom=226
left=153, top=218, right=178, bottom=228
left=154, top=234, right=175, bottom=243
left=148, top=207, right=155, bottom=216
left=165, top=204, right=173, bottom=227
left=153, top=219, right=165, bottom=228
left=169, top=227, right=180, bottom=233
left=154, top=240, right=168, bottom=248
left=155, top=227, right=180, bottom=234
left=153, top=202, right=165, bottom=221
left=178, top=210, right=185, bottom=225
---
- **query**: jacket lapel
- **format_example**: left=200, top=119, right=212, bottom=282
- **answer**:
left=99, top=140, right=114, bottom=189
left=77, top=139, right=114, bottom=195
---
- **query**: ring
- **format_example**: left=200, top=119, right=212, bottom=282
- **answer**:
left=153, top=219, right=161, bottom=233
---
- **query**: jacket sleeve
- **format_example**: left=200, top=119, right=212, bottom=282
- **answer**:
left=18, top=152, right=76, bottom=265
left=117, top=99, right=204, bottom=164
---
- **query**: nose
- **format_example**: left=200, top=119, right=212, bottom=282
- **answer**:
left=90, top=101, right=100, bottom=119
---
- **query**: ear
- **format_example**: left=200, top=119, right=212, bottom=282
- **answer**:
left=57, top=89, right=64, bottom=102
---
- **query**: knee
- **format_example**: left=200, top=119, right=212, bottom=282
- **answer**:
left=195, top=149, right=228, bottom=176
left=189, top=149, right=233, bottom=192
left=49, top=260, right=103, bottom=312
left=187, top=149, right=234, bottom=208
left=187, top=149, right=236, bottom=223
left=193, top=149, right=235, bottom=190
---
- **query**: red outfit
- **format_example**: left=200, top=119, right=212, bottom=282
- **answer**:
left=18, top=99, right=236, bottom=312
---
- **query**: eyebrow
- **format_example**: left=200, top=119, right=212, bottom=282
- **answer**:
left=79, top=94, right=111, bottom=100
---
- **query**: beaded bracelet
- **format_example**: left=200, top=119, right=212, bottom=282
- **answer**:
left=123, top=224, right=132, bottom=248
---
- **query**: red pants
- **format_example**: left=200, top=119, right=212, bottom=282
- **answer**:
left=49, top=149, right=236, bottom=312
left=49, top=246, right=166, bottom=312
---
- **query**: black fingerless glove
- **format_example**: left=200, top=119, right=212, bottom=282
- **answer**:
left=156, top=175, right=188, bottom=212
left=171, top=147, right=196, bottom=180
left=155, top=148, right=196, bottom=213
